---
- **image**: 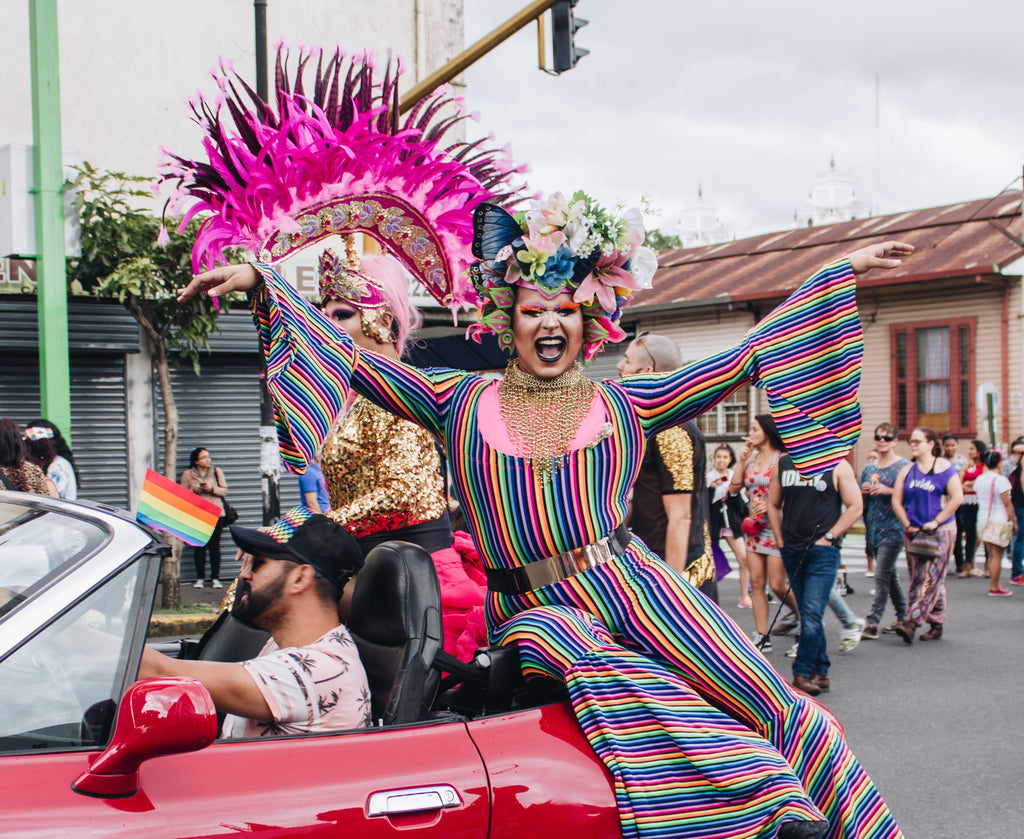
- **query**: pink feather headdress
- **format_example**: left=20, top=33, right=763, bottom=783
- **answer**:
left=160, top=47, right=526, bottom=311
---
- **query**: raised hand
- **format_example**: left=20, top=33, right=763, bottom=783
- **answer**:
left=177, top=264, right=261, bottom=303
left=847, top=241, right=914, bottom=276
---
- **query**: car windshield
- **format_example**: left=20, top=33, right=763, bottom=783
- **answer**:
left=0, top=502, right=108, bottom=619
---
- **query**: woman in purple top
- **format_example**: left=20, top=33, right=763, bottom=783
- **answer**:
left=891, top=427, right=963, bottom=643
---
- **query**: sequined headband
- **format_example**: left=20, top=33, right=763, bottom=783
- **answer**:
left=317, top=243, right=386, bottom=311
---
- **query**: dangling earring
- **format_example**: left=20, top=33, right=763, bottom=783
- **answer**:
left=360, top=310, right=394, bottom=345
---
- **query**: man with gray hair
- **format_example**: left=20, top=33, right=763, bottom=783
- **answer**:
left=617, top=332, right=717, bottom=601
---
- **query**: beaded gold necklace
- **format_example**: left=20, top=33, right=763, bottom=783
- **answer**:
left=498, top=359, right=596, bottom=482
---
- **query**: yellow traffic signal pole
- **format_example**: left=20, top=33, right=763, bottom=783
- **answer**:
left=399, top=0, right=564, bottom=115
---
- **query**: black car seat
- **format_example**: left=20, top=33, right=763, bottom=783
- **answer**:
left=347, top=541, right=443, bottom=726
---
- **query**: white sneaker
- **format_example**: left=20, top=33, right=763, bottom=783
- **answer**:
left=211, top=578, right=223, bottom=589
left=785, top=642, right=799, bottom=658
left=751, top=632, right=773, bottom=652
left=839, top=620, right=864, bottom=653
left=192, top=579, right=205, bottom=588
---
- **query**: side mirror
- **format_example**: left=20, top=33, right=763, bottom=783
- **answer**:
left=72, top=677, right=218, bottom=798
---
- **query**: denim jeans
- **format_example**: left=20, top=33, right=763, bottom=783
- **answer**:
left=828, top=583, right=858, bottom=628
left=781, top=544, right=841, bottom=678
left=866, top=541, right=907, bottom=625
left=1010, top=506, right=1024, bottom=578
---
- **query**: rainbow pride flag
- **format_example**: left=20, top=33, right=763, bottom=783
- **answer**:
left=136, top=468, right=221, bottom=546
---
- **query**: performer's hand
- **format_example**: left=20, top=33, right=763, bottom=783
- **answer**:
left=847, top=241, right=914, bottom=276
left=178, top=264, right=260, bottom=302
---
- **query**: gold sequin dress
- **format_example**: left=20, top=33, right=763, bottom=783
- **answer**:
left=320, top=395, right=449, bottom=549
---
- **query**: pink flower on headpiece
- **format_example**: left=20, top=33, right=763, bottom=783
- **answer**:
left=573, top=252, right=640, bottom=313
left=517, top=229, right=565, bottom=279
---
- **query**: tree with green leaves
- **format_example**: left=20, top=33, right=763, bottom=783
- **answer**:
left=644, top=227, right=684, bottom=252
left=67, top=162, right=227, bottom=607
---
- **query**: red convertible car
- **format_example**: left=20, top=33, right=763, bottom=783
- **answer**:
left=0, top=492, right=621, bottom=838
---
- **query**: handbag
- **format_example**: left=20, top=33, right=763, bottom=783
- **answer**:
left=213, top=465, right=238, bottom=524
left=981, top=482, right=1013, bottom=547
left=222, top=501, right=239, bottom=525
left=907, top=529, right=942, bottom=558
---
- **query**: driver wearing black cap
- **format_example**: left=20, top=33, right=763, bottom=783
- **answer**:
left=139, top=507, right=371, bottom=736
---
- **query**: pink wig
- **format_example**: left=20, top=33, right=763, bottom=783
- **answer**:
left=359, top=254, right=422, bottom=357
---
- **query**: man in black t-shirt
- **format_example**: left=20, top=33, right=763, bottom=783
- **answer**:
left=767, top=456, right=861, bottom=696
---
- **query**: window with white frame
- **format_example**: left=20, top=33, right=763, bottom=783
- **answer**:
left=697, top=386, right=750, bottom=437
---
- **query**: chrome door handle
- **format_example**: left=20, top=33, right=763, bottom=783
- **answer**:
left=367, top=784, right=462, bottom=817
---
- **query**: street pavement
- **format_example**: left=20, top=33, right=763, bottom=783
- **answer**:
left=717, top=533, right=1024, bottom=839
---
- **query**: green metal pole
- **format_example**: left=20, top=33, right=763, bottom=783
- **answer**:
left=29, top=0, right=72, bottom=443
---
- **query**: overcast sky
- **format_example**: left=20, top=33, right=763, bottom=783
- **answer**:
left=462, top=1, right=1024, bottom=240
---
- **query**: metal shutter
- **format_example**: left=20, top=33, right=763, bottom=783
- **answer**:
left=155, top=355, right=302, bottom=581
left=0, top=353, right=129, bottom=508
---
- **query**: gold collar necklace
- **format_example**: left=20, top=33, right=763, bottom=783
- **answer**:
left=498, top=360, right=596, bottom=482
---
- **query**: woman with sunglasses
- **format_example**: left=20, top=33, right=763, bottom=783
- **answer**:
left=891, top=427, right=963, bottom=643
left=859, top=424, right=910, bottom=638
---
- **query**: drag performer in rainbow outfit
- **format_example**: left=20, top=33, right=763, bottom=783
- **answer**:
left=170, top=48, right=907, bottom=839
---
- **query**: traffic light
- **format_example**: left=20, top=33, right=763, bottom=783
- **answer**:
left=551, top=0, right=589, bottom=74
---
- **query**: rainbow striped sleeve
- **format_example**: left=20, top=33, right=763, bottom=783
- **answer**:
left=136, top=468, right=221, bottom=546
left=251, top=264, right=357, bottom=473
left=621, top=259, right=861, bottom=476
left=352, top=351, right=469, bottom=439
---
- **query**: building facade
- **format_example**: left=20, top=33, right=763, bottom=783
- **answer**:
left=623, top=193, right=1024, bottom=470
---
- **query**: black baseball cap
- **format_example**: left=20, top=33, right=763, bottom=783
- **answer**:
left=229, top=506, right=363, bottom=595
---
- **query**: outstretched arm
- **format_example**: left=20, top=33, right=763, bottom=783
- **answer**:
left=620, top=241, right=913, bottom=476
left=181, top=263, right=464, bottom=473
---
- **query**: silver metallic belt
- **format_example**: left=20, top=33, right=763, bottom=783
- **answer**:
left=485, top=524, right=631, bottom=595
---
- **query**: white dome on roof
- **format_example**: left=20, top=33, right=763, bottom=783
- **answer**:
left=796, top=157, right=868, bottom=227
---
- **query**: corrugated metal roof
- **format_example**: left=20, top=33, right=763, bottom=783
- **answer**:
left=635, top=192, right=1024, bottom=311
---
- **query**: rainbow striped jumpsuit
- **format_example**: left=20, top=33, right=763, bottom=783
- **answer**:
left=251, top=259, right=902, bottom=839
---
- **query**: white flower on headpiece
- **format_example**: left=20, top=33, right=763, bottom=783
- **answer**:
left=623, top=207, right=646, bottom=242
left=630, top=245, right=658, bottom=290
left=563, top=217, right=591, bottom=255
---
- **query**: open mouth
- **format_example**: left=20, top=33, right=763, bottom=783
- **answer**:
left=535, top=337, right=566, bottom=363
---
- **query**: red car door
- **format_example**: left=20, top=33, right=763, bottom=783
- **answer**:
left=1, top=720, right=489, bottom=839
left=467, top=702, right=621, bottom=839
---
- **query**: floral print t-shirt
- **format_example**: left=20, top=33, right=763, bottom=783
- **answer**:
left=222, top=625, right=371, bottom=738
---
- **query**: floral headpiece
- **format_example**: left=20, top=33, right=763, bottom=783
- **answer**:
left=467, top=191, right=657, bottom=361
left=316, top=236, right=385, bottom=311
left=160, top=46, right=525, bottom=313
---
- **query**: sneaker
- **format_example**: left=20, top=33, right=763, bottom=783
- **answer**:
left=211, top=578, right=223, bottom=589
left=1010, top=575, right=1024, bottom=586
left=778, top=820, right=829, bottom=839
left=751, top=632, right=773, bottom=652
left=839, top=620, right=864, bottom=653
left=868, top=588, right=876, bottom=596
left=192, top=579, right=205, bottom=589
left=861, top=623, right=879, bottom=640
left=865, top=571, right=875, bottom=578
left=988, top=588, right=1013, bottom=596
left=785, top=642, right=798, bottom=658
